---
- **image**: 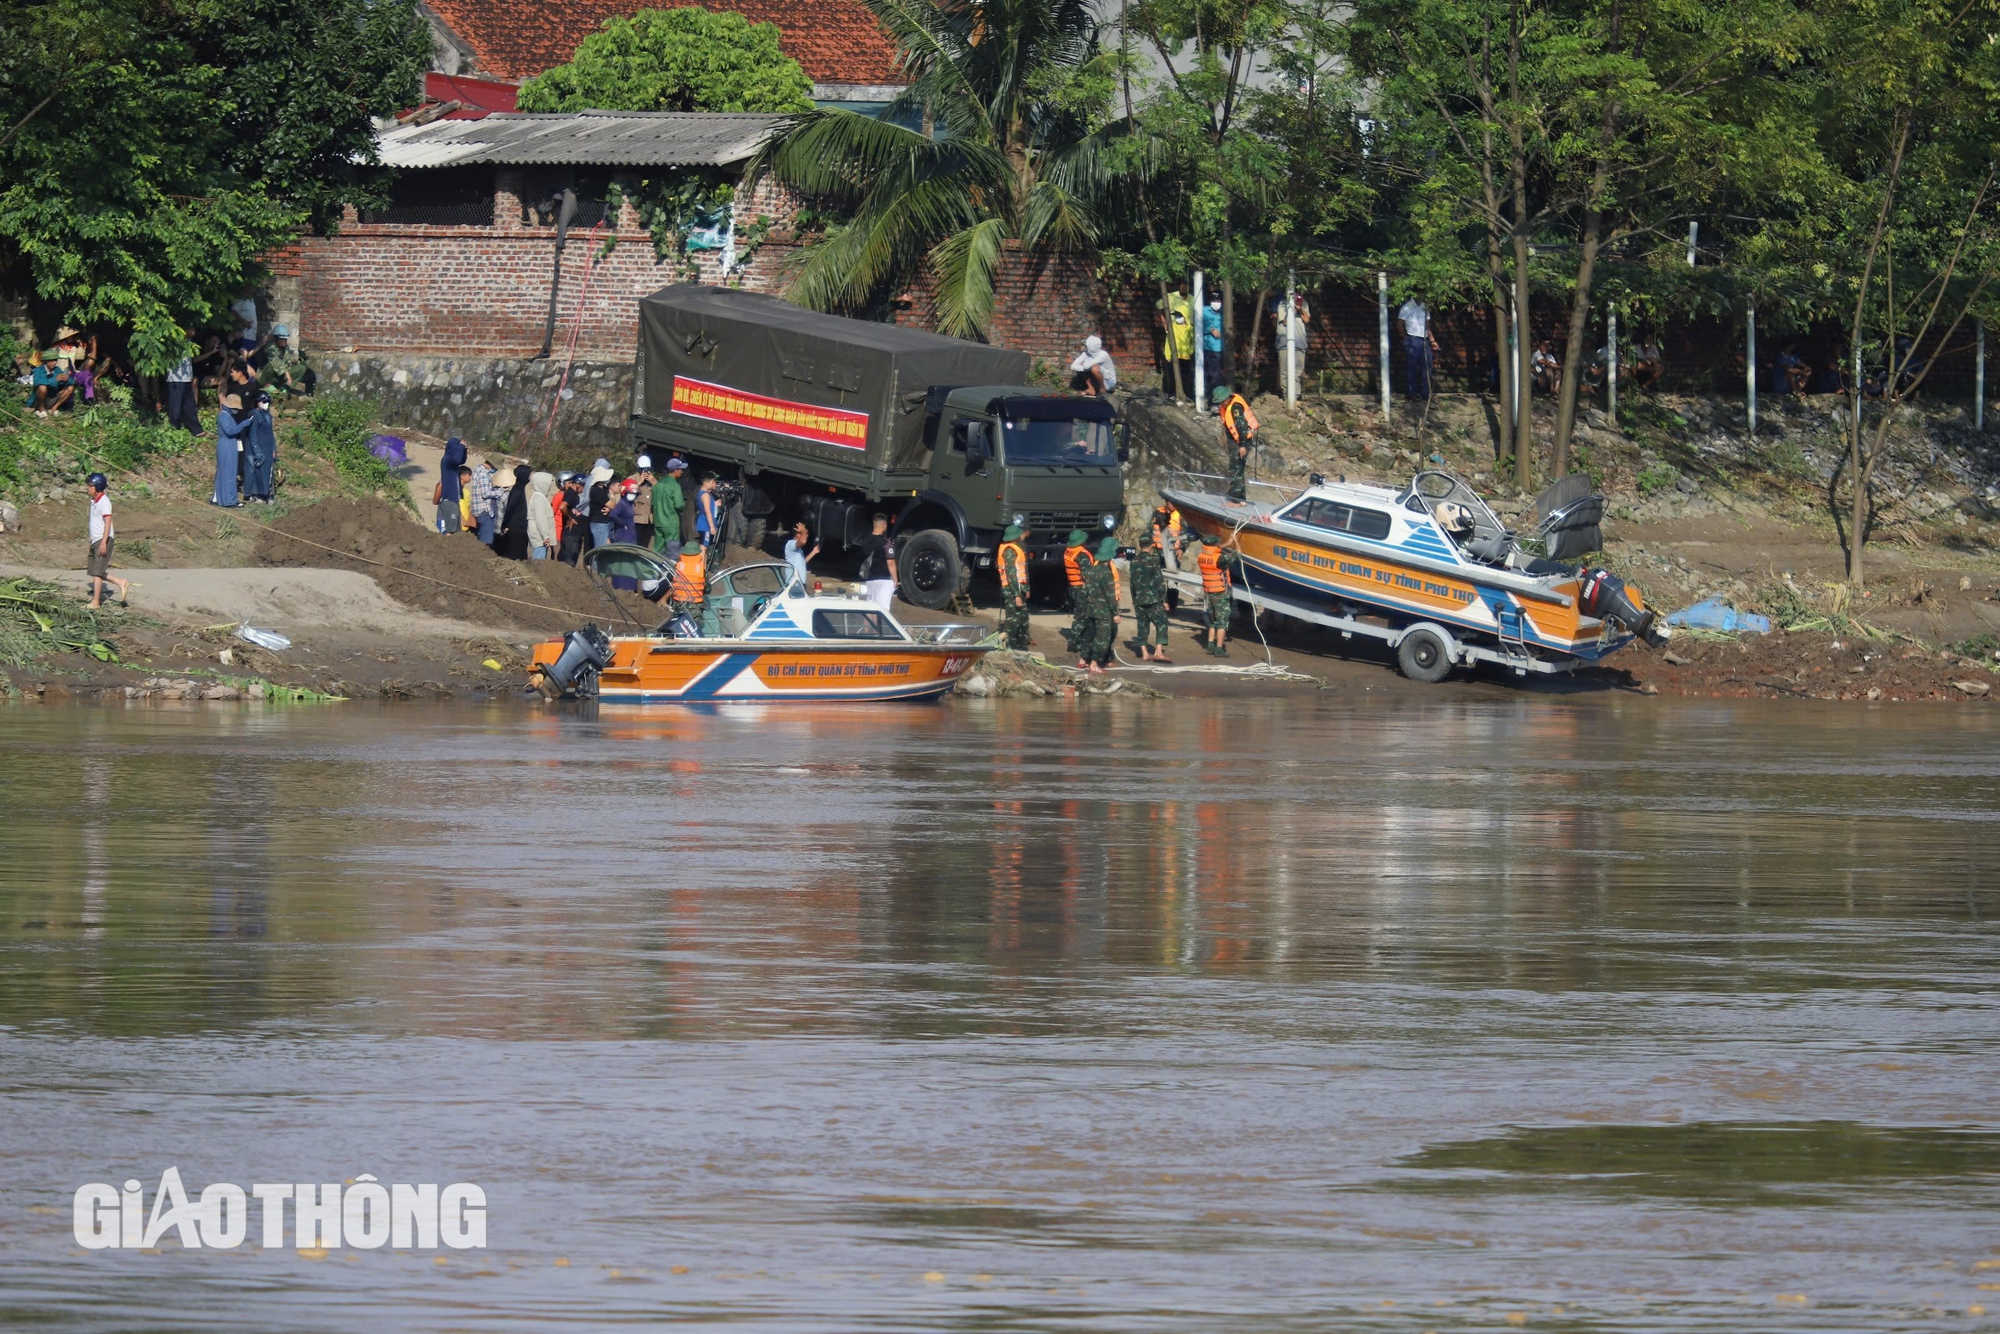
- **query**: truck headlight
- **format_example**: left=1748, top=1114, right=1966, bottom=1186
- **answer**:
left=1101, top=513, right=1117, bottom=529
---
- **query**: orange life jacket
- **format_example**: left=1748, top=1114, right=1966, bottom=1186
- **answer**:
left=998, top=540, right=1027, bottom=587
left=1063, top=543, right=1087, bottom=587
left=671, top=549, right=706, bottom=603
left=1197, top=543, right=1227, bottom=594
left=1221, top=395, right=1258, bottom=443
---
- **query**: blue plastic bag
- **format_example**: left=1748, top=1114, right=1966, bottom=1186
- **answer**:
left=1663, top=598, right=1771, bottom=634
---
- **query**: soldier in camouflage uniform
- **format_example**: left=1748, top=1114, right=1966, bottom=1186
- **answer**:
left=1127, top=529, right=1171, bottom=661
left=997, top=521, right=1031, bottom=650
left=1079, top=535, right=1120, bottom=672
left=1193, top=536, right=1239, bottom=656
left=1061, top=537, right=1096, bottom=659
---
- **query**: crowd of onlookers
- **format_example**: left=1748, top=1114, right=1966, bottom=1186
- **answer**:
left=433, top=442, right=734, bottom=573
left=14, top=292, right=312, bottom=430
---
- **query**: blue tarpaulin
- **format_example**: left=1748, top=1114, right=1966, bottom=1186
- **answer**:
left=1664, top=598, right=1772, bottom=634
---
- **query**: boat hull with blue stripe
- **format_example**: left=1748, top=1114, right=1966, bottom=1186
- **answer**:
left=1162, top=473, right=1656, bottom=677
left=531, top=588, right=990, bottom=704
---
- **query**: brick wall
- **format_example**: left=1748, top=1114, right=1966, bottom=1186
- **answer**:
left=295, top=172, right=798, bottom=361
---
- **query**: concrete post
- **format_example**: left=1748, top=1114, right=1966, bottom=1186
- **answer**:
left=1746, top=305, right=1757, bottom=435
left=1606, top=305, right=1618, bottom=423
left=1686, top=221, right=1698, bottom=267
left=1979, top=320, right=1986, bottom=432
left=1377, top=270, right=1391, bottom=427
left=1192, top=270, right=1206, bottom=411
left=1284, top=269, right=1299, bottom=409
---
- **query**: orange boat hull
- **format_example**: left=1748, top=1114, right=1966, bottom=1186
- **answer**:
left=531, top=638, right=988, bottom=703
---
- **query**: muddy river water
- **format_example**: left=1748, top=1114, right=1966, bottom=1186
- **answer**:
left=1, top=698, right=1997, bottom=1331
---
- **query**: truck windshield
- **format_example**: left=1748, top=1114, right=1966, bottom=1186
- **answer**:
left=1000, top=417, right=1118, bottom=466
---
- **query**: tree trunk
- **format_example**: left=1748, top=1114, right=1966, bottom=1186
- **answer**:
left=1247, top=282, right=1270, bottom=397
left=1846, top=410, right=1868, bottom=589
left=1492, top=292, right=1514, bottom=464
left=1551, top=212, right=1603, bottom=478
left=1511, top=232, right=1534, bottom=492
left=1554, top=0, right=1622, bottom=479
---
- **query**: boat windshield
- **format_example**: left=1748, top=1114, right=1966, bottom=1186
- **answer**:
left=1000, top=417, right=1119, bottom=467
left=1279, top=496, right=1393, bottom=540
left=811, top=609, right=907, bottom=640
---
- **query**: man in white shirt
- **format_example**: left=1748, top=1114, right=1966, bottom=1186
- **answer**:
left=1397, top=296, right=1435, bottom=400
left=1068, top=335, right=1117, bottom=395
left=85, top=473, right=129, bottom=608
left=231, top=296, right=259, bottom=352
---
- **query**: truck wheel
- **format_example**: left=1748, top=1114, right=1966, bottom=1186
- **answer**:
left=1396, top=628, right=1453, bottom=683
left=742, top=516, right=769, bottom=552
left=898, top=529, right=963, bottom=610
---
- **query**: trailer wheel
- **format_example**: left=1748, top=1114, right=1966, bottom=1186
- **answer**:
left=1397, top=628, right=1453, bottom=683
left=898, top=529, right=965, bottom=610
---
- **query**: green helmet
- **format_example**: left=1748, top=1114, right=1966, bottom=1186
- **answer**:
left=1067, top=528, right=1088, bottom=546
left=1003, top=523, right=1024, bottom=541
left=1097, top=536, right=1119, bottom=560
left=1211, top=384, right=1231, bottom=405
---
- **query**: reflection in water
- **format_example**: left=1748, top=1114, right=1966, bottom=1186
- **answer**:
left=1394, top=1121, right=2000, bottom=1203
left=1, top=699, right=1998, bottom=1331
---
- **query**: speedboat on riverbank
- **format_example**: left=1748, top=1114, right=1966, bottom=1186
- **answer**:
left=530, top=556, right=990, bottom=703
left=1161, top=470, right=1665, bottom=682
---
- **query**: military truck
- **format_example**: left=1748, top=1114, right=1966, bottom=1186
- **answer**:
left=630, top=284, right=1126, bottom=609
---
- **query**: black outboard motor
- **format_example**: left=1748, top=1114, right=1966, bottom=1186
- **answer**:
left=1579, top=569, right=1668, bottom=646
left=536, top=623, right=612, bottom=699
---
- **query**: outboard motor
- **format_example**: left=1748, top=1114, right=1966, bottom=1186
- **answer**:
left=1579, top=569, right=1669, bottom=646
left=536, top=623, right=612, bottom=699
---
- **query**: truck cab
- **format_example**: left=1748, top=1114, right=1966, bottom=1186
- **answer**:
left=893, top=387, right=1126, bottom=606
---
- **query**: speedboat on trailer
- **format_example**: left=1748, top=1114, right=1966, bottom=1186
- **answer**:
left=1161, top=470, right=1666, bottom=682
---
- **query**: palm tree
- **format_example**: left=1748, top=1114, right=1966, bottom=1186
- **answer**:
left=752, top=0, right=1115, bottom=338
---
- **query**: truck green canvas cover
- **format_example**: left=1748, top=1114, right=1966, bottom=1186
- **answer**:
left=635, top=285, right=1033, bottom=474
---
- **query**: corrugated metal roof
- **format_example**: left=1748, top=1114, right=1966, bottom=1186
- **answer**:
left=377, top=111, right=788, bottom=169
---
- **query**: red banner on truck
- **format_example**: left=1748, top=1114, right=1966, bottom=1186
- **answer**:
left=669, top=375, right=870, bottom=451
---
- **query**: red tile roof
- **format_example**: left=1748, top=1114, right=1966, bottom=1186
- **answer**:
left=423, top=0, right=907, bottom=88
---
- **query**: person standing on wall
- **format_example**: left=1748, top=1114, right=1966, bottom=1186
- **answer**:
left=1201, top=297, right=1224, bottom=409
left=997, top=522, right=1031, bottom=650
left=1274, top=291, right=1311, bottom=392
left=1158, top=280, right=1196, bottom=401
left=1398, top=294, right=1435, bottom=401
left=857, top=513, right=897, bottom=612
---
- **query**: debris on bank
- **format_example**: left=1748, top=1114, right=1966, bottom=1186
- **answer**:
left=957, top=650, right=1166, bottom=699
left=0, top=576, right=120, bottom=666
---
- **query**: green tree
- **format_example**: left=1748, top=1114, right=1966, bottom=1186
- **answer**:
left=1764, top=0, right=2000, bottom=590
left=754, top=0, right=1119, bottom=337
left=0, top=0, right=427, bottom=373
left=517, top=7, right=815, bottom=114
